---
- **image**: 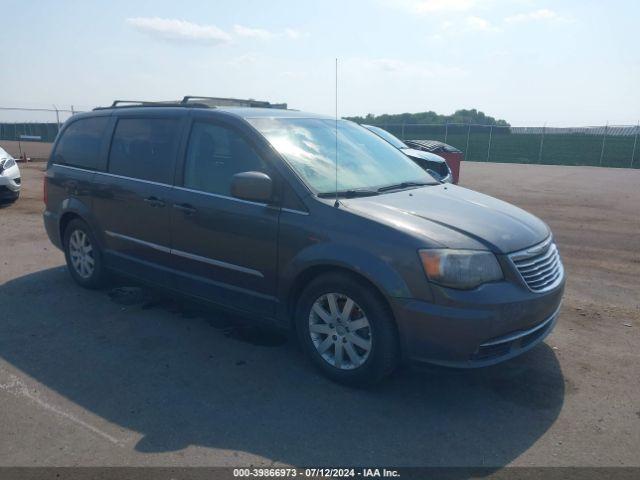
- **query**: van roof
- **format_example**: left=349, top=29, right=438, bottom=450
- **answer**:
left=81, top=105, right=333, bottom=121
left=216, top=107, right=332, bottom=120
left=87, top=96, right=336, bottom=120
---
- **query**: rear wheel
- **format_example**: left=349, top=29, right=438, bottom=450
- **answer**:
left=63, top=219, right=108, bottom=289
left=295, top=273, right=400, bottom=386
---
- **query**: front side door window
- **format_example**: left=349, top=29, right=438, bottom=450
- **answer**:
left=183, top=122, right=269, bottom=196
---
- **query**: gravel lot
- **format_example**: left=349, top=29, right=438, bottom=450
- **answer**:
left=0, top=162, right=638, bottom=468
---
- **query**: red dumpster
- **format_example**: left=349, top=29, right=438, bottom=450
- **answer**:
left=404, top=140, right=464, bottom=184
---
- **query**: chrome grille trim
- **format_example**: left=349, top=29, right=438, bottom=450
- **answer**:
left=509, top=237, right=564, bottom=293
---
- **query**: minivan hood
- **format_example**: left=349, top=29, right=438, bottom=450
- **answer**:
left=341, top=184, right=549, bottom=253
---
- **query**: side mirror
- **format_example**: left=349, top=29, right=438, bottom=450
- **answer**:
left=231, top=171, right=273, bottom=203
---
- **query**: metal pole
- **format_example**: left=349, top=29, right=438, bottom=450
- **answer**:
left=444, top=122, right=448, bottom=143
left=465, top=123, right=471, bottom=161
left=53, top=104, right=61, bottom=128
left=630, top=121, right=639, bottom=168
left=599, top=122, right=608, bottom=167
left=486, top=125, right=493, bottom=162
left=538, top=123, right=546, bottom=164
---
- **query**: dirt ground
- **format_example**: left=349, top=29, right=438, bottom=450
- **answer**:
left=0, top=162, right=638, bottom=468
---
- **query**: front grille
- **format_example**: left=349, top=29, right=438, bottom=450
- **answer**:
left=510, top=238, right=563, bottom=292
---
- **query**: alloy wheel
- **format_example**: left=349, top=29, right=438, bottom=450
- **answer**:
left=68, top=229, right=95, bottom=279
left=308, top=292, right=372, bottom=370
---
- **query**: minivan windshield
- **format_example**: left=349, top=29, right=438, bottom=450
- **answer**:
left=247, top=118, right=436, bottom=194
left=363, top=125, right=408, bottom=149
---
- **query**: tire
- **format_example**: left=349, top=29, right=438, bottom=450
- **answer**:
left=295, top=272, right=400, bottom=386
left=63, top=218, right=108, bottom=289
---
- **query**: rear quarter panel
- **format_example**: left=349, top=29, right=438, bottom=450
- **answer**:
left=44, top=165, right=97, bottom=249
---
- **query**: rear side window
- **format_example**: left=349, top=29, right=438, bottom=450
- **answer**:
left=53, top=117, right=109, bottom=170
left=108, top=118, right=180, bottom=184
left=183, top=122, right=267, bottom=196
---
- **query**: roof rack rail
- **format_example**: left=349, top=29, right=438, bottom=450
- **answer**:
left=181, top=96, right=287, bottom=109
left=93, top=100, right=212, bottom=111
left=93, top=96, right=287, bottom=111
left=111, top=100, right=163, bottom=107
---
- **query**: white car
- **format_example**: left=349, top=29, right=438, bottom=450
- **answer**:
left=0, top=146, right=21, bottom=204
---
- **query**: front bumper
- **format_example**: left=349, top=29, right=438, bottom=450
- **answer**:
left=0, top=185, right=20, bottom=202
left=0, top=165, right=21, bottom=202
left=391, top=278, right=564, bottom=367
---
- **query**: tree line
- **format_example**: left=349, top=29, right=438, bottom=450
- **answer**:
left=344, top=109, right=510, bottom=126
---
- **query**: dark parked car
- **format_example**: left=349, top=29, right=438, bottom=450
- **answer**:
left=362, top=124, right=453, bottom=183
left=44, top=97, right=564, bottom=385
left=404, top=139, right=464, bottom=184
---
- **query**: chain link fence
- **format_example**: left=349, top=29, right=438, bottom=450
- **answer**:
left=0, top=106, right=638, bottom=168
left=373, top=122, right=639, bottom=169
left=0, top=106, right=88, bottom=143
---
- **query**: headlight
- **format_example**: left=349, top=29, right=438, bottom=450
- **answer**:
left=0, top=158, right=16, bottom=173
left=419, top=249, right=503, bottom=289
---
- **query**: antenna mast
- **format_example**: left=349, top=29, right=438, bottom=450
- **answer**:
left=334, top=57, right=339, bottom=208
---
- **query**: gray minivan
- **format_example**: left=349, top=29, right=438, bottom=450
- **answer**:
left=43, top=98, right=564, bottom=385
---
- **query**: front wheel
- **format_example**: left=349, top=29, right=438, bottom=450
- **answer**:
left=63, top=218, right=109, bottom=289
left=295, top=273, right=400, bottom=386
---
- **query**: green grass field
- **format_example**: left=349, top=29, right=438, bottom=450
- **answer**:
left=380, top=126, right=639, bottom=169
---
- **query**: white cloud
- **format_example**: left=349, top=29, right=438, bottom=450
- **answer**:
left=350, top=57, right=467, bottom=79
left=233, top=25, right=308, bottom=41
left=441, top=20, right=455, bottom=30
left=126, top=18, right=307, bottom=44
left=466, top=15, right=500, bottom=32
left=428, top=33, right=446, bottom=42
left=227, top=53, right=261, bottom=67
left=284, top=28, right=305, bottom=39
left=389, top=0, right=479, bottom=14
left=432, top=15, right=499, bottom=39
left=504, top=9, right=570, bottom=24
left=280, top=70, right=307, bottom=79
left=125, top=17, right=231, bottom=44
left=233, top=24, right=275, bottom=40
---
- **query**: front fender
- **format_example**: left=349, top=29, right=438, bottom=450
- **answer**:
left=278, top=242, right=414, bottom=310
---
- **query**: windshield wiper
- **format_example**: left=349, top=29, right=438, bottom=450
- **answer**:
left=377, top=181, right=439, bottom=193
left=318, top=189, right=379, bottom=199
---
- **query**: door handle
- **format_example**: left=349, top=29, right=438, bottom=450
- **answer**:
left=173, top=203, right=197, bottom=215
left=144, top=196, right=166, bottom=208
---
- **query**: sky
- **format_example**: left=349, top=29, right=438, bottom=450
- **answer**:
left=1, top=0, right=638, bottom=126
